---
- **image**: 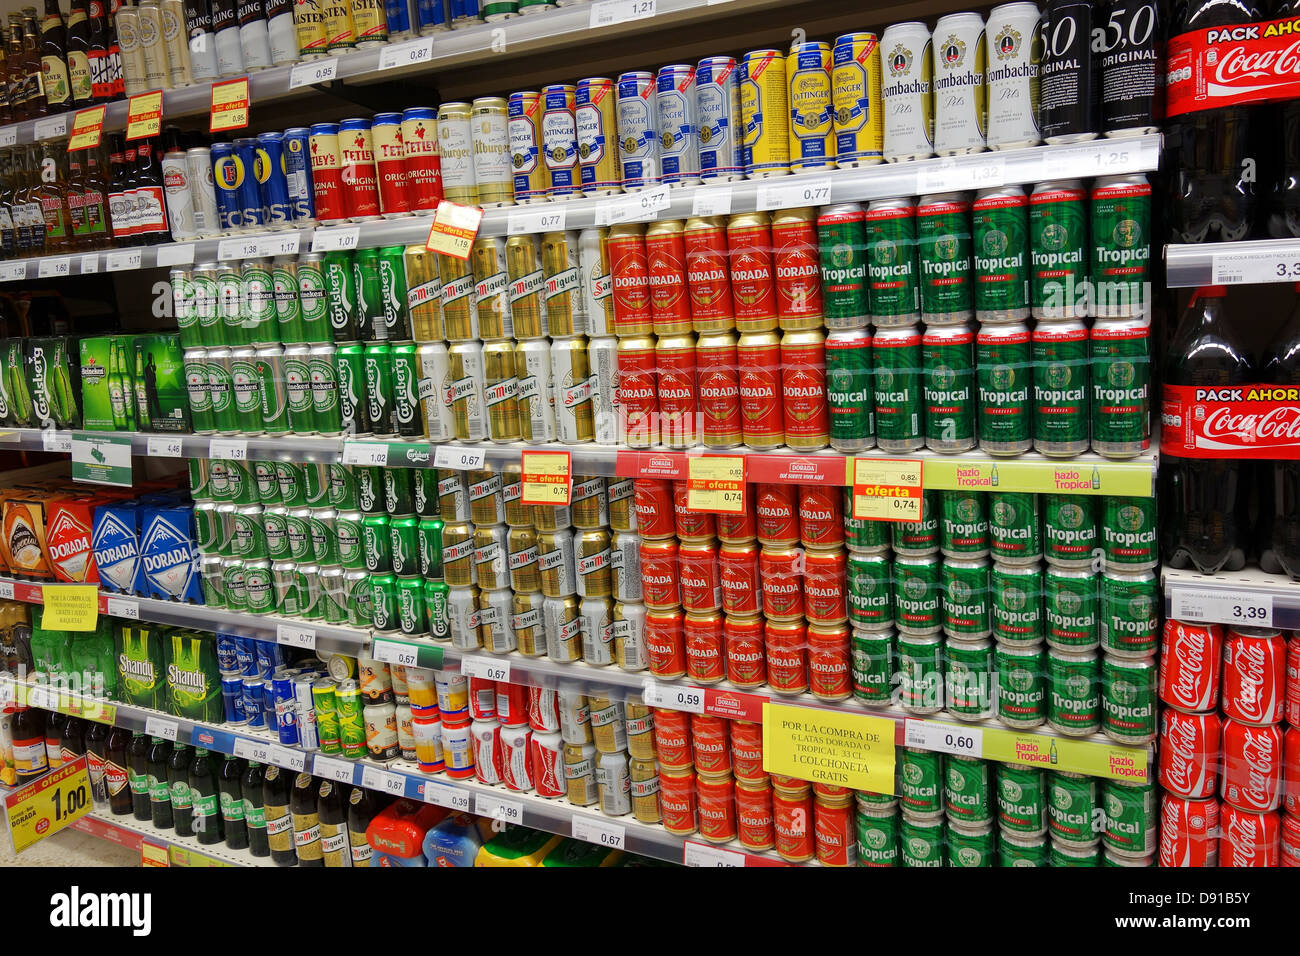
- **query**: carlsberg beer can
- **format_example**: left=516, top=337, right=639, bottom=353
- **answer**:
left=984, top=2, right=1042, bottom=150
left=880, top=21, right=934, bottom=162
left=931, top=12, right=987, bottom=156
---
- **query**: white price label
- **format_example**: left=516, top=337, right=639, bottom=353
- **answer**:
left=157, top=244, right=196, bottom=267
left=691, top=187, right=732, bottom=217
left=371, top=639, right=419, bottom=667
left=0, top=262, right=27, bottom=281
left=1211, top=251, right=1300, bottom=285
left=683, top=841, right=745, bottom=867
left=1056, top=139, right=1159, bottom=178
left=289, top=57, right=338, bottom=89
left=80, top=254, right=99, bottom=274
left=432, top=445, right=485, bottom=470
left=904, top=719, right=983, bottom=758
left=756, top=176, right=832, bottom=211
left=209, top=438, right=248, bottom=461
left=272, top=745, right=306, bottom=772
left=0, top=126, right=15, bottom=147
left=146, top=436, right=183, bottom=458
left=145, top=716, right=180, bottom=741
left=217, top=236, right=262, bottom=261
left=276, top=624, right=317, bottom=650
left=28, top=684, right=57, bottom=710
left=312, top=226, right=361, bottom=252
left=422, top=781, right=470, bottom=811
left=38, top=257, right=70, bottom=278
left=598, top=184, right=671, bottom=225
left=43, top=431, right=72, bottom=453
left=1170, top=588, right=1274, bottom=628
left=105, top=597, right=139, bottom=620
left=0, top=582, right=14, bottom=600
left=258, top=232, right=302, bottom=257
left=342, top=441, right=389, bottom=466
left=641, top=678, right=705, bottom=713
left=507, top=206, right=567, bottom=234
left=34, top=115, right=68, bottom=140
left=313, top=754, right=355, bottom=783
left=379, top=37, right=435, bottom=71
left=460, top=655, right=510, bottom=683
left=0, top=680, right=13, bottom=706
left=105, top=250, right=142, bottom=271
left=475, top=793, right=524, bottom=824
left=916, top=156, right=1006, bottom=194
left=572, top=816, right=625, bottom=850
left=233, top=737, right=274, bottom=763
left=589, top=0, right=656, bottom=27
left=361, top=765, right=408, bottom=797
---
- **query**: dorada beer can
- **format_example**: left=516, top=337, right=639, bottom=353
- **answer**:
left=984, top=2, right=1042, bottom=150
left=881, top=21, right=935, bottom=162
left=932, top=12, right=987, bottom=155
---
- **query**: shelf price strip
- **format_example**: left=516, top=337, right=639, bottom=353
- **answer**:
left=1168, top=586, right=1274, bottom=629
left=520, top=450, right=572, bottom=506
left=852, top=457, right=921, bottom=522
left=685, top=454, right=745, bottom=513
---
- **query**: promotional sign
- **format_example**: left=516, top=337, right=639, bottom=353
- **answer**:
left=1161, top=384, right=1300, bottom=458
left=4, top=757, right=93, bottom=853
left=1167, top=16, right=1300, bottom=116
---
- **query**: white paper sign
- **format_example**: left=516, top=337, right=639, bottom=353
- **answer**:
left=80, top=254, right=99, bottom=274
left=755, top=176, right=832, bottom=211
left=290, top=57, right=339, bottom=89
left=904, top=719, right=983, bottom=758
left=105, top=250, right=142, bottom=272
left=145, top=716, right=180, bottom=741
left=259, top=232, right=302, bottom=257
left=683, top=841, right=745, bottom=867
left=572, top=816, right=625, bottom=850
left=507, top=206, right=566, bottom=235
left=311, top=226, right=360, bottom=252
left=313, top=754, right=355, bottom=783
left=641, top=678, right=705, bottom=713
left=379, top=37, right=435, bottom=71
left=276, top=624, right=317, bottom=650
left=105, top=597, right=139, bottom=620
left=589, top=0, right=656, bottom=27
left=371, top=639, right=419, bottom=667
left=433, top=445, right=485, bottom=470
left=146, top=436, right=183, bottom=458
left=361, top=765, right=408, bottom=797
left=157, top=244, right=196, bottom=267
left=342, top=441, right=389, bottom=466
left=422, top=781, right=470, bottom=811
left=475, top=793, right=524, bottom=824
left=691, top=187, right=733, bottom=217
left=209, top=438, right=248, bottom=461
left=34, top=115, right=68, bottom=140
left=38, top=257, right=70, bottom=278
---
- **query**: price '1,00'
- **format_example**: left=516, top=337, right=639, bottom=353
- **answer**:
left=53, top=782, right=89, bottom=820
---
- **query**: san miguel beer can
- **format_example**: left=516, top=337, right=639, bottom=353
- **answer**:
left=984, top=2, right=1042, bottom=150
left=470, top=470, right=507, bottom=526
left=542, top=231, right=586, bottom=337
left=405, top=245, right=444, bottom=341
left=740, top=48, right=790, bottom=178
left=542, top=84, right=581, bottom=200
left=508, top=90, right=548, bottom=204
left=832, top=32, right=884, bottom=167
left=932, top=12, right=987, bottom=156
left=575, top=77, right=621, bottom=196
left=507, top=235, right=548, bottom=339
left=696, top=56, right=743, bottom=181
left=788, top=41, right=836, bottom=172
left=516, top=339, right=556, bottom=443
left=589, top=336, right=619, bottom=445
left=437, top=102, right=478, bottom=206
left=447, top=341, right=488, bottom=441
left=417, top=342, right=455, bottom=442
left=616, top=71, right=660, bottom=191
left=579, top=228, right=615, bottom=336
left=471, top=97, right=513, bottom=207
left=552, top=336, right=596, bottom=444
left=483, top=340, right=522, bottom=442
left=472, top=237, right=513, bottom=340
left=656, top=64, right=701, bottom=185
left=439, top=253, right=478, bottom=342
left=881, top=21, right=935, bottom=162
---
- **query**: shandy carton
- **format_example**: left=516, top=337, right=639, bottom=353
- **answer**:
left=115, top=622, right=167, bottom=709
left=91, top=500, right=142, bottom=595
left=164, top=630, right=221, bottom=721
left=138, top=505, right=203, bottom=603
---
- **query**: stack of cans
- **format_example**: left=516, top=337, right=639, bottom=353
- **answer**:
left=215, top=633, right=325, bottom=750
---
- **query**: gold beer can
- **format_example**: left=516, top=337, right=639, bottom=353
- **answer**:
left=536, top=528, right=577, bottom=597
left=628, top=756, right=662, bottom=823
left=437, top=469, right=471, bottom=522
left=574, top=76, right=621, bottom=195
left=441, top=520, right=476, bottom=586
left=350, top=0, right=388, bottom=47
left=570, top=475, right=608, bottom=529
left=468, top=469, right=506, bottom=526
left=437, top=102, right=478, bottom=205
left=439, top=252, right=478, bottom=341
left=481, top=340, right=522, bottom=442
left=563, top=741, right=599, bottom=805
left=512, top=591, right=546, bottom=657
left=551, top=335, right=596, bottom=443
left=446, top=341, right=488, bottom=441
left=515, top=339, right=556, bottom=443
left=625, top=698, right=656, bottom=759
left=740, top=48, right=792, bottom=177
left=447, top=585, right=481, bottom=650
left=472, top=524, right=509, bottom=591
left=471, top=97, right=513, bottom=207
left=607, top=477, right=636, bottom=532
left=320, top=0, right=356, bottom=51
left=545, top=595, right=583, bottom=662
left=578, top=227, right=615, bottom=337
left=541, top=230, right=586, bottom=337
left=575, top=528, right=612, bottom=598
left=508, top=527, right=541, bottom=593
left=587, top=694, right=625, bottom=753
left=471, top=237, right=513, bottom=340
left=533, top=501, right=573, bottom=532
left=506, top=234, right=547, bottom=338
left=502, top=466, right=531, bottom=527
left=404, top=244, right=445, bottom=342
left=588, top=334, right=619, bottom=446
left=292, top=0, right=329, bottom=58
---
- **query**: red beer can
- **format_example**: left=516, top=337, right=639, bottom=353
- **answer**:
left=814, top=795, right=855, bottom=866
left=659, top=768, right=698, bottom=835
left=1159, top=707, right=1221, bottom=799
left=736, top=330, right=785, bottom=449
left=678, top=538, right=721, bottom=613
left=527, top=685, right=561, bottom=733
left=1221, top=718, right=1283, bottom=812
left=1222, top=628, right=1287, bottom=725
left=723, top=613, right=766, bottom=688
left=691, top=712, right=730, bottom=774
left=371, top=114, right=412, bottom=217
left=617, top=336, right=659, bottom=448
left=1282, top=724, right=1299, bottom=818
left=656, top=332, right=699, bottom=448
left=807, top=622, right=852, bottom=700
left=468, top=677, right=496, bottom=720
left=755, top=482, right=799, bottom=546
left=730, top=718, right=765, bottom=781
left=646, top=219, right=692, bottom=334
left=765, top=618, right=808, bottom=694
left=799, top=484, right=844, bottom=549
left=716, top=487, right=757, bottom=543
left=735, top=779, right=775, bottom=851
left=1283, top=813, right=1300, bottom=867
left=401, top=108, right=443, bottom=212
left=644, top=606, right=687, bottom=678
left=1158, top=793, right=1220, bottom=868
left=684, top=610, right=726, bottom=684
left=695, top=331, right=743, bottom=448
left=1219, top=804, right=1281, bottom=867
left=530, top=731, right=565, bottom=798
left=771, top=209, right=824, bottom=328
left=773, top=782, right=815, bottom=863
left=653, top=708, right=693, bottom=769
left=639, top=537, right=680, bottom=610
left=684, top=217, right=735, bottom=329
left=1286, top=636, right=1299, bottom=726
left=633, top=478, right=675, bottom=539
left=781, top=328, right=829, bottom=451
left=696, top=771, right=738, bottom=843
left=672, top=481, right=716, bottom=540
left=608, top=223, right=653, bottom=335
left=1158, top=620, right=1223, bottom=712
left=308, top=125, right=346, bottom=224
left=719, top=541, right=761, bottom=615
left=760, top=545, right=804, bottom=621
left=495, top=681, right=529, bottom=727
left=726, top=213, right=778, bottom=331
left=804, top=548, right=848, bottom=625
left=338, top=119, right=382, bottom=220
left=500, top=725, right=533, bottom=792
left=471, top=720, right=503, bottom=784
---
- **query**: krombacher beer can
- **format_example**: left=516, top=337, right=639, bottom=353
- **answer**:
left=576, top=529, right=613, bottom=598
left=472, top=238, right=513, bottom=340
left=448, top=586, right=481, bottom=649
left=507, top=235, right=548, bottom=338
left=578, top=227, right=614, bottom=336
left=542, top=231, right=586, bottom=336
left=515, top=339, right=556, bottom=442
left=474, top=525, right=509, bottom=591
left=537, top=528, right=577, bottom=597
left=404, top=245, right=444, bottom=341
left=513, top=591, right=546, bottom=656
left=508, top=527, right=541, bottom=592
left=438, top=470, right=471, bottom=521
left=482, top=340, right=522, bottom=442
left=502, top=468, right=530, bottom=526
left=468, top=470, right=507, bottom=525
left=417, top=342, right=454, bottom=442
left=551, top=336, right=596, bottom=443
left=446, top=342, right=488, bottom=441
left=442, top=520, right=476, bottom=586
left=439, top=253, right=478, bottom=341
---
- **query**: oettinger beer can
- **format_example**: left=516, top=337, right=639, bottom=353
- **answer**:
left=616, top=71, right=661, bottom=191
left=740, top=49, right=790, bottom=178
left=575, top=77, right=621, bottom=195
left=831, top=32, right=883, bottom=167
left=657, top=64, right=701, bottom=185
left=696, top=56, right=743, bottom=181
left=787, top=41, right=835, bottom=172
left=508, top=90, right=548, bottom=203
left=542, top=83, right=582, bottom=199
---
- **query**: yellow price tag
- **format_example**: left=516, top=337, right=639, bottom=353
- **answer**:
left=852, top=457, right=922, bottom=522
left=425, top=201, right=484, bottom=259
left=4, top=756, right=94, bottom=853
left=762, top=701, right=896, bottom=793
left=210, top=77, right=251, bottom=133
left=41, top=585, right=100, bottom=631
left=685, top=455, right=745, bottom=514
left=141, top=840, right=171, bottom=867
left=67, top=105, right=106, bottom=151
left=982, top=727, right=1150, bottom=781
left=520, top=450, right=573, bottom=505
left=921, top=459, right=1154, bottom=497
left=126, top=90, right=164, bottom=141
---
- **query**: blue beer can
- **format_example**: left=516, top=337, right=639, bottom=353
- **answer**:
left=616, top=71, right=660, bottom=189
left=417, top=0, right=448, bottom=31
left=235, top=636, right=259, bottom=677
left=255, top=639, right=286, bottom=679
left=233, top=138, right=267, bottom=229
left=283, top=127, right=316, bottom=224
left=272, top=669, right=300, bottom=745
left=656, top=64, right=700, bottom=185
left=211, top=141, right=246, bottom=232
left=386, top=0, right=413, bottom=36
left=221, top=674, right=247, bottom=724
left=696, top=56, right=743, bottom=181
left=215, top=633, right=240, bottom=674
left=449, top=0, right=479, bottom=25
left=255, top=131, right=293, bottom=229
left=241, top=676, right=266, bottom=726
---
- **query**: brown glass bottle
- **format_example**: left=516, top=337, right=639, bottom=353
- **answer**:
left=0, top=22, right=12, bottom=125
left=40, top=0, right=71, bottom=112
left=104, top=724, right=133, bottom=815
left=36, top=141, right=70, bottom=250
left=105, top=0, right=122, bottom=99
left=134, top=137, right=167, bottom=245
left=66, top=0, right=92, bottom=106
left=20, top=147, right=45, bottom=254
left=6, top=17, right=27, bottom=122
left=81, top=145, right=108, bottom=246
left=21, top=8, right=46, bottom=118
left=105, top=133, right=131, bottom=243
left=0, top=152, right=16, bottom=258
left=87, top=0, right=109, bottom=102
left=65, top=147, right=85, bottom=248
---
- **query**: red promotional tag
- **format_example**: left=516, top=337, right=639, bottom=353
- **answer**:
left=1162, top=384, right=1300, bottom=458
left=1167, top=16, right=1300, bottom=117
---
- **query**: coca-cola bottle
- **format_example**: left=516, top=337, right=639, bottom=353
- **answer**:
left=1166, top=0, right=1265, bottom=242
left=1260, top=285, right=1300, bottom=576
left=1160, top=286, right=1253, bottom=572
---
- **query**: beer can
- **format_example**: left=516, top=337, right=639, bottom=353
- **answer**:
left=985, top=3, right=1042, bottom=150
left=282, top=128, right=316, bottom=225
left=469, top=470, right=506, bottom=526
left=447, top=341, right=488, bottom=441
left=508, top=90, right=548, bottom=203
left=1040, top=0, right=1098, bottom=144
left=932, top=12, right=987, bottom=155
left=780, top=328, right=829, bottom=450
left=506, top=234, right=547, bottom=338
left=471, top=97, right=512, bottom=207
left=647, top=219, right=691, bottom=335
left=473, top=525, right=509, bottom=591
left=551, top=335, right=596, bottom=443
left=696, top=56, right=743, bottom=181
left=416, top=342, right=455, bottom=442
left=608, top=223, right=653, bottom=335
left=480, top=588, right=516, bottom=654
left=405, top=244, right=445, bottom=341
left=575, top=77, right=621, bottom=195
left=736, top=329, right=784, bottom=449
left=545, top=594, right=583, bottom=662
left=436, top=102, right=477, bottom=206
left=541, top=231, right=585, bottom=337
left=448, top=586, right=481, bottom=649
left=254, top=135, right=292, bottom=230
left=218, top=262, right=248, bottom=345
left=542, top=83, right=581, bottom=199
left=788, top=41, right=836, bottom=171
left=337, top=118, right=381, bottom=221
left=1030, top=181, right=1089, bottom=320
left=832, top=33, right=884, bottom=167
left=616, top=71, right=660, bottom=190
left=402, top=107, right=444, bottom=213
left=976, top=322, right=1033, bottom=456
left=438, top=470, right=471, bottom=522
left=442, top=520, right=476, bottom=587
left=515, top=339, right=556, bottom=443
left=656, top=331, right=697, bottom=448
left=1089, top=318, right=1150, bottom=458
left=590, top=335, right=618, bottom=447
left=482, top=340, right=522, bottom=442
left=578, top=228, right=615, bottom=336
left=917, top=194, right=974, bottom=324
left=881, top=21, right=935, bottom=161
left=537, top=529, right=577, bottom=597
left=576, top=529, right=612, bottom=598
left=617, top=335, right=657, bottom=447
left=657, top=64, right=701, bottom=185
left=511, top=591, right=545, bottom=656
left=471, top=237, right=512, bottom=340
left=740, top=48, right=790, bottom=177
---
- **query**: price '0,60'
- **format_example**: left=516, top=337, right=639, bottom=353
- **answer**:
left=944, top=732, right=976, bottom=752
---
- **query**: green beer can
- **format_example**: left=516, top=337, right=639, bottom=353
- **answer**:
left=891, top=490, right=939, bottom=555
left=232, top=504, right=267, bottom=559
left=364, top=342, right=396, bottom=437
left=899, top=747, right=944, bottom=817
left=1032, top=320, right=1090, bottom=458
left=413, top=469, right=439, bottom=518
left=843, top=487, right=890, bottom=553
left=369, top=572, right=399, bottom=632
left=972, top=186, right=1030, bottom=322
left=1101, top=779, right=1156, bottom=857
left=893, top=556, right=942, bottom=636
left=230, top=346, right=265, bottom=434
left=897, top=631, right=943, bottom=712
left=1048, top=771, right=1100, bottom=847
left=826, top=329, right=875, bottom=452
left=1029, top=181, right=1088, bottom=320
left=324, top=250, right=360, bottom=342
left=302, top=462, right=329, bottom=506
left=344, top=569, right=372, bottom=627
left=192, top=263, right=222, bottom=347
left=319, top=566, right=348, bottom=623
left=939, top=490, right=988, bottom=558
left=244, top=559, right=275, bottom=613
left=390, top=515, right=420, bottom=576
left=283, top=344, right=316, bottom=434
left=206, top=347, right=238, bottom=434
left=989, top=492, right=1041, bottom=565
left=184, top=348, right=216, bottom=434
left=998, top=832, right=1048, bottom=867
left=899, top=814, right=945, bottom=867
left=242, top=258, right=277, bottom=344
left=996, top=764, right=1046, bottom=836
left=1051, top=842, right=1101, bottom=866
left=1048, top=647, right=1101, bottom=736
left=285, top=507, right=314, bottom=562
left=297, top=253, right=331, bottom=344
left=311, top=678, right=343, bottom=755
left=222, top=557, right=248, bottom=612
left=991, top=562, right=1044, bottom=646
left=865, top=198, right=920, bottom=325
left=1091, top=175, right=1152, bottom=320
left=194, top=501, right=219, bottom=552
left=335, top=341, right=371, bottom=436
left=1099, top=570, right=1159, bottom=658
left=847, top=553, right=892, bottom=629
left=976, top=322, right=1033, bottom=456
left=214, top=503, right=236, bottom=556
left=224, top=460, right=256, bottom=504
left=172, top=267, right=199, bottom=348
left=855, top=804, right=900, bottom=867
left=1089, top=318, right=1150, bottom=458
left=944, top=754, right=992, bottom=827
left=391, top=342, right=422, bottom=438
left=189, top=457, right=211, bottom=501
left=309, top=508, right=339, bottom=566
left=946, top=823, right=995, bottom=867
left=384, top=466, right=417, bottom=516
left=1102, top=655, right=1156, bottom=745
left=996, top=642, right=1046, bottom=728
left=916, top=193, right=973, bottom=324
left=378, top=246, right=411, bottom=340
left=944, top=636, right=994, bottom=718
left=275, top=460, right=306, bottom=507
left=298, top=563, right=326, bottom=621
left=851, top=626, right=895, bottom=705
left=336, top=679, right=367, bottom=759
left=426, top=579, right=451, bottom=640
left=922, top=324, right=976, bottom=452
left=871, top=326, right=925, bottom=453
left=218, top=263, right=248, bottom=347
left=363, top=513, right=393, bottom=573
left=1043, top=494, right=1098, bottom=569
left=308, top=343, right=342, bottom=436
left=263, top=506, right=289, bottom=561
left=272, top=257, right=306, bottom=344
left=1100, top=497, right=1157, bottom=572
left=419, top=517, right=446, bottom=581
left=355, top=465, right=385, bottom=514
left=941, top=558, right=991, bottom=639
left=397, top=575, right=428, bottom=635
left=251, top=460, right=281, bottom=505
left=335, top=510, right=365, bottom=570
left=208, top=460, right=232, bottom=503
left=1045, top=566, right=1099, bottom=650
left=327, top=463, right=360, bottom=511
left=816, top=204, right=869, bottom=329
left=353, top=249, right=385, bottom=342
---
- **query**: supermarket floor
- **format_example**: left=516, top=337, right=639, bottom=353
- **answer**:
left=2, top=828, right=138, bottom=867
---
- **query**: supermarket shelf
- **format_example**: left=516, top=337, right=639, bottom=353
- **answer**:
left=1165, top=238, right=1300, bottom=288
left=0, top=136, right=1160, bottom=284
left=1162, top=564, right=1300, bottom=630
left=71, top=809, right=274, bottom=867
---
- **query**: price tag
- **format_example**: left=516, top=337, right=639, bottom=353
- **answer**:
left=342, top=441, right=389, bottom=466
left=572, top=816, right=625, bottom=850
left=0, top=679, right=13, bottom=705
left=0, top=261, right=26, bottom=281
left=3, top=756, right=94, bottom=852
left=258, top=232, right=301, bottom=257
left=311, top=226, right=360, bottom=252
left=589, top=0, right=656, bottom=27
left=1170, top=588, right=1274, bottom=628
left=360, top=765, right=407, bottom=797
left=145, top=716, right=180, bottom=741
left=0, top=581, right=13, bottom=600
left=80, top=254, right=99, bottom=274
left=852, top=457, right=923, bottom=522
left=272, top=745, right=306, bottom=772
left=691, top=187, right=732, bottom=217
left=683, top=841, right=745, bottom=867
left=475, top=793, right=524, bottom=824
left=685, top=454, right=745, bottom=513
left=425, top=201, right=484, bottom=259
left=597, top=184, right=670, bottom=225
left=43, top=431, right=73, bottom=453
left=916, top=156, right=1006, bottom=194
left=289, top=57, right=338, bottom=89
left=105, top=597, right=139, bottom=620
left=38, top=257, right=71, bottom=278
left=642, top=678, right=705, bottom=713
left=433, top=445, right=485, bottom=470
left=210, top=77, right=251, bottom=133
left=379, top=37, right=435, bottom=71
left=0, top=126, right=15, bottom=147
left=233, top=737, right=273, bottom=764
left=904, top=719, right=983, bottom=758
left=520, top=450, right=572, bottom=506
left=209, top=438, right=248, bottom=461
left=313, top=754, right=355, bottom=783
left=422, top=781, right=470, bottom=812
left=125, top=90, right=164, bottom=141
left=756, top=176, right=832, bottom=211
left=157, top=243, right=195, bottom=267
left=67, top=105, right=107, bottom=151
left=276, top=623, right=317, bottom=650
left=217, top=236, right=263, bottom=261
left=34, top=115, right=68, bottom=140
left=146, top=436, right=183, bottom=457
left=105, top=249, right=142, bottom=271
left=372, top=638, right=420, bottom=667
left=460, top=655, right=511, bottom=683
left=1211, top=250, right=1300, bottom=285
left=507, top=206, right=566, bottom=234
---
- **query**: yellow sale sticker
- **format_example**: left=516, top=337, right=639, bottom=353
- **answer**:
left=67, top=106, right=107, bottom=151
left=126, top=90, right=164, bottom=141
left=921, top=459, right=1154, bottom=497
left=685, top=454, right=745, bottom=513
left=4, top=756, right=94, bottom=853
left=210, top=77, right=251, bottom=133
left=520, top=450, right=573, bottom=505
left=762, top=702, right=896, bottom=793
left=982, top=727, right=1150, bottom=781
left=852, top=457, right=923, bottom=521
left=426, top=201, right=484, bottom=259
left=41, top=585, right=100, bottom=631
